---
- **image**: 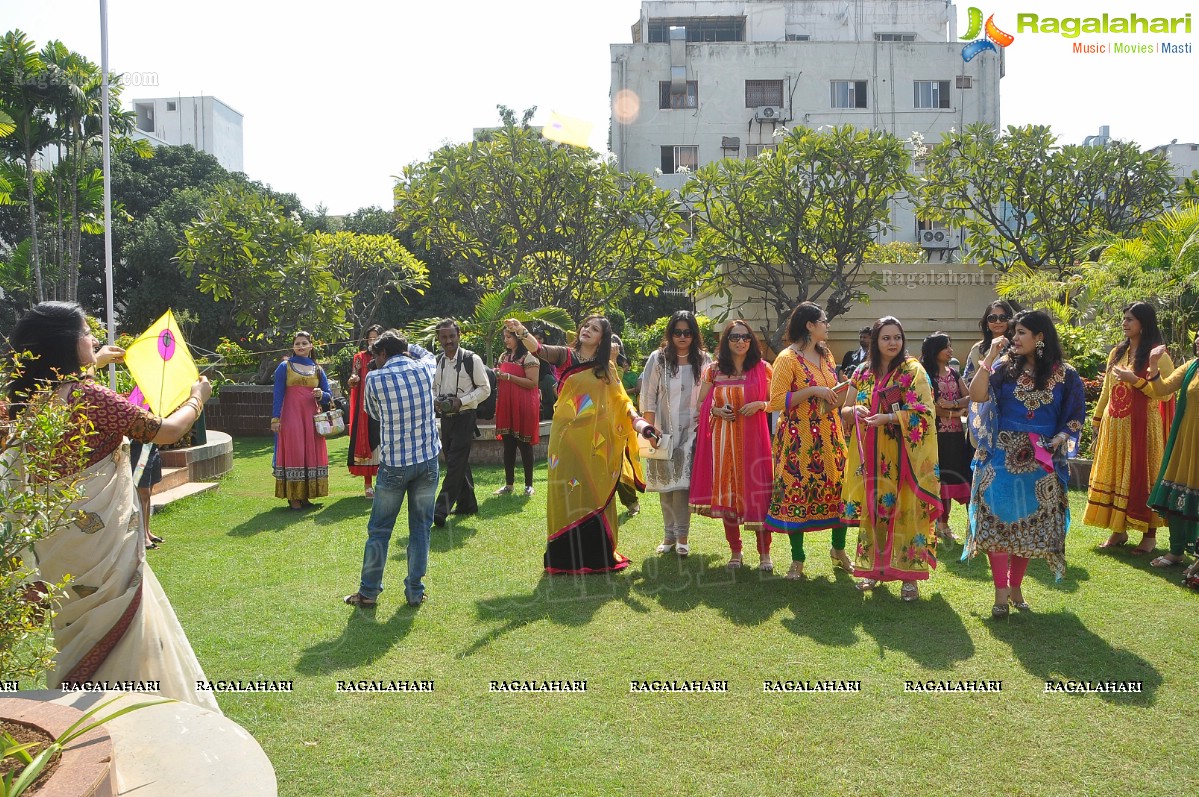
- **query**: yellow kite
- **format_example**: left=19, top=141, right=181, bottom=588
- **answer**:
left=124, top=309, right=199, bottom=415
left=542, top=111, right=593, bottom=149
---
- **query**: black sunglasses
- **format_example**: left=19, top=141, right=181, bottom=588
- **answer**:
left=671, top=328, right=694, bottom=338
left=727, top=333, right=753, bottom=342
left=986, top=313, right=1011, bottom=324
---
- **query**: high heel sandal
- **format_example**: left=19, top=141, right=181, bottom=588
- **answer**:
left=1099, top=532, right=1129, bottom=549
left=830, top=548, right=854, bottom=573
left=655, top=541, right=676, bottom=554
left=675, top=542, right=690, bottom=557
left=991, top=603, right=1010, bottom=619
left=758, top=555, right=773, bottom=573
left=784, top=561, right=804, bottom=580
left=1130, top=534, right=1157, bottom=555
left=900, top=581, right=919, bottom=602
left=727, top=553, right=743, bottom=570
left=854, top=578, right=878, bottom=592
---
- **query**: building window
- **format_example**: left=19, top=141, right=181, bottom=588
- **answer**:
left=659, top=81, right=699, bottom=110
left=661, top=145, right=699, bottom=174
left=746, top=144, right=777, bottom=158
left=956, top=75, right=973, bottom=89
left=745, top=79, right=784, bottom=108
left=166, top=101, right=177, bottom=111
left=785, top=33, right=811, bottom=41
left=875, top=33, right=916, bottom=42
left=648, top=17, right=745, bottom=43
left=831, top=80, right=868, bottom=109
left=914, top=80, right=951, bottom=109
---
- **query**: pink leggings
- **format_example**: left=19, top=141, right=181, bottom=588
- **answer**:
left=987, top=552, right=1030, bottom=590
left=724, top=520, right=772, bottom=555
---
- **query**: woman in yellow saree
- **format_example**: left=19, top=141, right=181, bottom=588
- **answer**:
left=504, top=317, right=658, bottom=574
left=840, top=316, right=942, bottom=601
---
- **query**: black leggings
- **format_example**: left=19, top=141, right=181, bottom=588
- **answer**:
left=502, top=435, right=534, bottom=488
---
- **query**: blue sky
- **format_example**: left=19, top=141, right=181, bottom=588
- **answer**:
left=7, top=0, right=1196, bottom=213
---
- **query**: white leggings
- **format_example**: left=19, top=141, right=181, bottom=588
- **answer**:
left=658, top=489, right=692, bottom=541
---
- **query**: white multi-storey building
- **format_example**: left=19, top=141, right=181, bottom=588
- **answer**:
left=130, top=95, right=244, bottom=173
left=609, top=0, right=1003, bottom=254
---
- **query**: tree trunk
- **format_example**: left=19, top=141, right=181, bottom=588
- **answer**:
left=23, top=148, right=43, bottom=303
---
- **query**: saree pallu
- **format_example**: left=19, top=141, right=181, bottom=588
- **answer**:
left=544, top=363, right=643, bottom=574
left=29, top=446, right=220, bottom=712
left=689, top=362, right=772, bottom=530
left=1150, top=359, right=1199, bottom=522
left=841, top=359, right=942, bottom=582
left=347, top=351, right=380, bottom=477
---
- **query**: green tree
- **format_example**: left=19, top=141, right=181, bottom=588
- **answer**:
left=683, top=124, right=916, bottom=345
left=178, top=182, right=351, bottom=364
left=919, top=123, right=1177, bottom=277
left=394, top=122, right=691, bottom=320
left=316, top=230, right=429, bottom=338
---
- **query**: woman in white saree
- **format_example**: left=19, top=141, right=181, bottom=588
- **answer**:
left=8, top=302, right=219, bottom=712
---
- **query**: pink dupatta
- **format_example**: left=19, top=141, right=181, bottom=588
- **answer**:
left=689, top=361, right=773, bottom=525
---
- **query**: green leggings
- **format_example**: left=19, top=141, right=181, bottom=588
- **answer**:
left=1168, top=515, right=1199, bottom=557
left=789, top=526, right=848, bottom=562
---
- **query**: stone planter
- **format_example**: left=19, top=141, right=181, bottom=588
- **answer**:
left=1068, top=457, right=1093, bottom=490
left=0, top=697, right=114, bottom=797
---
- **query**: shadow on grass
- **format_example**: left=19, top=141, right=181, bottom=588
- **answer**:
left=430, top=517, right=479, bottom=552
left=295, top=605, right=416, bottom=674
left=986, top=610, right=1162, bottom=706
left=312, top=496, right=373, bottom=527
left=226, top=506, right=322, bottom=537
left=853, top=588, right=975, bottom=668
left=943, top=548, right=1089, bottom=593
left=462, top=572, right=650, bottom=657
left=630, top=552, right=793, bottom=627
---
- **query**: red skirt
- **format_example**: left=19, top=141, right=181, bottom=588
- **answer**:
left=494, top=361, right=540, bottom=444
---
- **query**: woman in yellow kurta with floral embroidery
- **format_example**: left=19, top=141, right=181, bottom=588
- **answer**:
left=764, top=302, right=851, bottom=580
left=839, top=316, right=942, bottom=601
left=1086, top=302, right=1175, bottom=554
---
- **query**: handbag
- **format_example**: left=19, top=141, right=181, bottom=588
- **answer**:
left=637, top=432, right=673, bottom=460
left=314, top=408, right=346, bottom=438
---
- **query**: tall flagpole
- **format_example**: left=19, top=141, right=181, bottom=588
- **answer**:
left=99, top=0, right=116, bottom=388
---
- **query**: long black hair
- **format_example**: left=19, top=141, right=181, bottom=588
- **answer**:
left=715, top=320, right=762, bottom=376
left=573, top=315, right=614, bottom=380
left=1004, top=310, right=1065, bottom=390
left=360, top=324, right=385, bottom=350
left=785, top=302, right=829, bottom=359
left=659, top=310, right=705, bottom=382
left=7, top=301, right=90, bottom=420
left=978, top=300, right=1016, bottom=352
left=1112, top=301, right=1161, bottom=374
left=920, top=332, right=951, bottom=400
left=501, top=326, right=530, bottom=363
left=868, top=316, right=907, bottom=377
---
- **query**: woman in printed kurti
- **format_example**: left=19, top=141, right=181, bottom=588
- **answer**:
left=1086, top=302, right=1175, bottom=554
left=504, top=317, right=658, bottom=575
left=347, top=325, right=383, bottom=497
left=691, top=320, right=774, bottom=571
left=764, top=303, right=851, bottom=580
left=965, top=310, right=1086, bottom=618
left=6, top=301, right=219, bottom=711
left=921, top=332, right=973, bottom=544
left=839, top=316, right=942, bottom=601
left=271, top=331, right=331, bottom=509
left=1112, top=334, right=1199, bottom=571
left=641, top=311, right=710, bottom=556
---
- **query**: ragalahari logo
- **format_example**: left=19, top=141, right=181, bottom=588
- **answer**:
left=961, top=7, right=1015, bottom=61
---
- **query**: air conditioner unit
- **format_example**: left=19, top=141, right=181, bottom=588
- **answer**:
left=754, top=105, right=785, bottom=122
left=920, top=229, right=956, bottom=249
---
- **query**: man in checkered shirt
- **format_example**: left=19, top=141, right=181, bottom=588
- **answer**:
left=344, top=331, right=440, bottom=609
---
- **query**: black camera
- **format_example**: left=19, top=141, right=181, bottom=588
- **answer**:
left=435, top=395, right=457, bottom=417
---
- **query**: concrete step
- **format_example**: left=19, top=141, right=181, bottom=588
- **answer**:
left=154, top=466, right=190, bottom=494
left=150, top=481, right=219, bottom=515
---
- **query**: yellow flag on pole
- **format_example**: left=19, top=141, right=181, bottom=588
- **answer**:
left=124, top=309, right=199, bottom=415
left=542, top=111, right=593, bottom=149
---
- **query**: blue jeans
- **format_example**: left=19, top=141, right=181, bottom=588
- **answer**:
left=358, top=457, right=438, bottom=603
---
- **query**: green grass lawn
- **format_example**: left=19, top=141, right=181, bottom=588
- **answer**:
left=140, top=438, right=1192, bottom=796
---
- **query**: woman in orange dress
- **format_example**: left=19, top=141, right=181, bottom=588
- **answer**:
left=347, top=324, right=383, bottom=497
left=690, top=320, right=774, bottom=571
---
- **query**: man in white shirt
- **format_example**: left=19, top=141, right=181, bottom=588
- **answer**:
left=432, top=319, right=492, bottom=527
